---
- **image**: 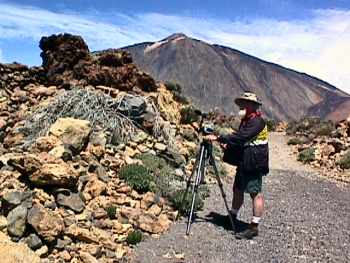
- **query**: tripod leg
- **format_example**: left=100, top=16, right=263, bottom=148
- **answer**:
left=186, top=146, right=206, bottom=235
left=178, top=145, right=202, bottom=218
left=209, top=154, right=236, bottom=232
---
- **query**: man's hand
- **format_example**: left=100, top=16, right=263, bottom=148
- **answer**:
left=204, top=134, right=218, bottom=141
left=220, top=143, right=227, bottom=149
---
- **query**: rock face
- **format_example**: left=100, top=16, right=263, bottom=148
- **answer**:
left=40, top=33, right=157, bottom=91
left=27, top=205, right=65, bottom=242
left=0, top=232, right=40, bottom=263
left=122, top=33, right=350, bottom=121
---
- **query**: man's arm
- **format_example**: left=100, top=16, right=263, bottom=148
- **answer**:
left=218, top=117, right=265, bottom=147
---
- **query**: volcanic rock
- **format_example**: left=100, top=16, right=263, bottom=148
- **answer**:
left=39, top=33, right=157, bottom=91
left=24, top=233, right=43, bottom=250
left=2, top=190, right=32, bottom=209
left=6, top=205, right=28, bottom=237
left=56, top=190, right=85, bottom=213
left=49, top=118, right=91, bottom=154
left=30, top=161, right=79, bottom=187
left=27, top=205, right=65, bottom=242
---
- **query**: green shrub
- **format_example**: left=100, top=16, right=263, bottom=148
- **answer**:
left=266, top=119, right=276, bottom=132
left=135, top=153, right=180, bottom=198
left=182, top=129, right=197, bottom=142
left=119, top=164, right=154, bottom=193
left=169, top=189, right=204, bottom=215
left=287, top=137, right=305, bottom=145
left=287, top=118, right=335, bottom=137
left=315, top=122, right=335, bottom=136
left=165, top=81, right=182, bottom=93
left=336, top=151, right=350, bottom=169
left=126, top=230, right=143, bottom=245
left=106, top=205, right=117, bottom=219
left=287, top=117, right=320, bottom=135
left=136, top=153, right=168, bottom=172
left=298, top=148, right=316, bottom=163
left=164, top=81, right=189, bottom=104
left=180, top=106, right=200, bottom=124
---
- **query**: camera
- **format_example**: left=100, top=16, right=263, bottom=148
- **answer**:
left=202, top=123, right=214, bottom=134
left=194, top=109, right=215, bottom=135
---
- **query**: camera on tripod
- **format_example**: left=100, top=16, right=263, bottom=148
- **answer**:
left=194, top=110, right=215, bottom=135
left=182, top=110, right=235, bottom=235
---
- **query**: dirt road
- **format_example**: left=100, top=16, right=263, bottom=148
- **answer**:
left=130, top=133, right=350, bottom=263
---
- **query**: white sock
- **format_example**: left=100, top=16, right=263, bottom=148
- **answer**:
left=252, top=216, right=261, bottom=224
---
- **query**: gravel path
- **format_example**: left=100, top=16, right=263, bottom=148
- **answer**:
left=130, top=133, right=350, bottom=263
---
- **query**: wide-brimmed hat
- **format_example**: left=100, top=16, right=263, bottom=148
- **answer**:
left=234, top=92, right=262, bottom=107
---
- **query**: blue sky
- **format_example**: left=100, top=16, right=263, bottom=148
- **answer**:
left=0, top=0, right=350, bottom=93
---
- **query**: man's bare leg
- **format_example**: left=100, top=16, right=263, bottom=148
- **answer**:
left=235, top=192, right=264, bottom=239
left=231, top=187, right=244, bottom=217
left=251, top=192, right=264, bottom=224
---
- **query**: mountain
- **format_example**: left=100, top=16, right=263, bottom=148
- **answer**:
left=120, top=33, right=350, bottom=121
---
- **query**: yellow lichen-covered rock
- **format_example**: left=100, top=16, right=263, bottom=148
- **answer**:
left=157, top=84, right=181, bottom=124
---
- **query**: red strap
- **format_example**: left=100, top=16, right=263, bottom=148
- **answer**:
left=240, top=111, right=262, bottom=126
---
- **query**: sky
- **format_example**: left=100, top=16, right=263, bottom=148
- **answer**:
left=0, top=0, right=349, bottom=93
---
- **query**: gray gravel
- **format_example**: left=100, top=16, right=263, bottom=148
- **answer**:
left=130, top=134, right=350, bottom=263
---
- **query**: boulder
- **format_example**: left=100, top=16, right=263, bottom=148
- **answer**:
left=157, top=84, right=181, bottom=123
left=49, top=145, right=73, bottom=161
left=154, top=142, right=167, bottom=152
left=7, top=205, right=27, bottom=237
left=136, top=213, right=171, bottom=234
left=65, top=224, right=98, bottom=243
left=56, top=190, right=85, bottom=213
left=35, top=245, right=48, bottom=257
left=117, top=95, right=147, bottom=118
left=49, top=118, right=91, bottom=154
left=27, top=205, right=65, bottom=242
left=82, top=177, right=106, bottom=201
left=30, top=162, right=79, bottom=187
left=119, top=207, right=142, bottom=222
left=23, top=233, right=43, bottom=250
left=141, top=192, right=156, bottom=209
left=2, top=190, right=32, bottom=209
left=65, top=225, right=114, bottom=249
left=148, top=204, right=162, bottom=216
left=34, top=136, right=62, bottom=152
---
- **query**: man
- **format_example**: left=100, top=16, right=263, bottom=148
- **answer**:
left=206, top=91, right=269, bottom=239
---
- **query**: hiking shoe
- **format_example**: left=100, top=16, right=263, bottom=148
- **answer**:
left=235, top=224, right=259, bottom=239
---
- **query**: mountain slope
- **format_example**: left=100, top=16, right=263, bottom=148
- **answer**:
left=121, top=33, right=350, bottom=121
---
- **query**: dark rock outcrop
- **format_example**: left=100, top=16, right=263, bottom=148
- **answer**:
left=40, top=33, right=157, bottom=91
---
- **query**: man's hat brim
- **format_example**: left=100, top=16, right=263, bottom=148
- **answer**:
left=234, top=97, right=262, bottom=107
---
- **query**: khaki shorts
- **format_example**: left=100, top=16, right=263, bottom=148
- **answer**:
left=234, top=167, right=263, bottom=193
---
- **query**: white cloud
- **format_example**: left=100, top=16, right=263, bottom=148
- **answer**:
left=0, top=3, right=349, bottom=94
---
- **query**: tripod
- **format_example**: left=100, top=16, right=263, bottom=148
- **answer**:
left=181, top=119, right=236, bottom=235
